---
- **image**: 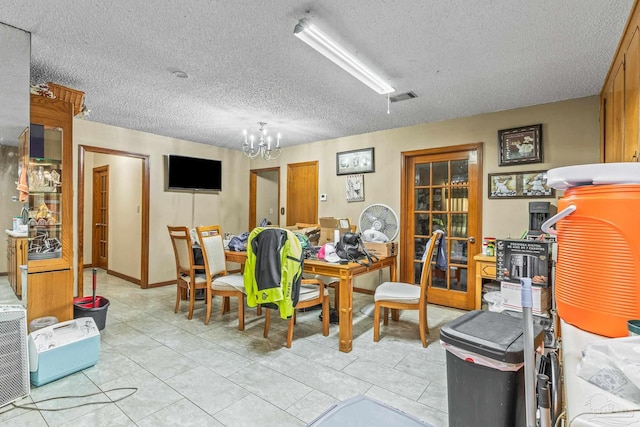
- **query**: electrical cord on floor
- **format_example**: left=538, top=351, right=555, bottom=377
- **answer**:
left=3, top=387, right=137, bottom=413
left=567, top=408, right=640, bottom=426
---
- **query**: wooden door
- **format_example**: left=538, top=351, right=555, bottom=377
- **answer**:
left=401, top=143, right=483, bottom=310
left=92, top=165, right=109, bottom=270
left=625, top=27, right=640, bottom=162
left=613, top=59, right=626, bottom=162
left=601, top=59, right=625, bottom=163
left=601, top=78, right=614, bottom=162
left=286, top=161, right=318, bottom=226
left=249, top=167, right=280, bottom=229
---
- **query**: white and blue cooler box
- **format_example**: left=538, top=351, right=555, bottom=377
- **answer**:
left=28, top=317, right=100, bottom=386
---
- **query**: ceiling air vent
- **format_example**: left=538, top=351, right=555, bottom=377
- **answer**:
left=389, top=91, right=418, bottom=103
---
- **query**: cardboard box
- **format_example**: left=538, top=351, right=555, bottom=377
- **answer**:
left=285, top=224, right=320, bottom=246
left=319, top=217, right=352, bottom=245
left=500, top=281, right=550, bottom=316
left=495, top=239, right=552, bottom=286
left=364, top=241, right=398, bottom=258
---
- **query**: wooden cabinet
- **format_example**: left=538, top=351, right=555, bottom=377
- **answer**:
left=23, top=95, right=74, bottom=324
left=601, top=2, right=640, bottom=162
left=6, top=233, right=28, bottom=297
left=473, top=254, right=496, bottom=310
left=26, top=269, right=73, bottom=322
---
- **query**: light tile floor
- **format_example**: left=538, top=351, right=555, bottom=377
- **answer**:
left=0, top=269, right=466, bottom=427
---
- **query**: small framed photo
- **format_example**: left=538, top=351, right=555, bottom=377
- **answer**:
left=346, top=174, right=364, bottom=202
left=488, top=173, right=518, bottom=198
left=498, top=124, right=542, bottom=166
left=488, top=170, right=555, bottom=199
left=336, top=147, right=375, bottom=175
left=521, top=171, right=554, bottom=197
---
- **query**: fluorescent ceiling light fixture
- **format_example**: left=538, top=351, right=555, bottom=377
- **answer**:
left=294, top=19, right=395, bottom=95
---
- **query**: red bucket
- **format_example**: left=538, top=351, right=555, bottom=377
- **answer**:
left=73, top=296, right=110, bottom=330
left=73, top=296, right=106, bottom=309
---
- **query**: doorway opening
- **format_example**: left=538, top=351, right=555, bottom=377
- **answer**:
left=77, top=145, right=150, bottom=295
left=249, top=167, right=280, bottom=229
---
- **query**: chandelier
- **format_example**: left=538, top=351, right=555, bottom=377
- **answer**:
left=242, top=122, right=282, bottom=160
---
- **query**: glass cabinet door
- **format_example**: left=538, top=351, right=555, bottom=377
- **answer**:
left=28, top=124, right=63, bottom=260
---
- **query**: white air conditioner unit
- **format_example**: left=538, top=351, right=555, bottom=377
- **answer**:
left=0, top=305, right=30, bottom=408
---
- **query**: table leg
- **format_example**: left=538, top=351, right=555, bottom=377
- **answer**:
left=338, top=272, right=353, bottom=352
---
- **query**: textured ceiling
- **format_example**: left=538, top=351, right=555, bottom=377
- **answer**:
left=0, top=0, right=635, bottom=150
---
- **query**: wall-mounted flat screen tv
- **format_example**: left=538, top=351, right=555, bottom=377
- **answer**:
left=165, top=154, right=222, bottom=192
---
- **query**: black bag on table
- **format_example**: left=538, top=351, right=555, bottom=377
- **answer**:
left=335, top=232, right=379, bottom=266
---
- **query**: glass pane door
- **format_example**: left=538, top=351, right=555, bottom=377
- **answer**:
left=28, top=125, right=63, bottom=260
left=403, top=146, right=481, bottom=310
left=414, top=159, right=469, bottom=291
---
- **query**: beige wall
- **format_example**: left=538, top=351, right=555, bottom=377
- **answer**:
left=72, top=119, right=250, bottom=285
left=83, top=152, right=143, bottom=279
left=252, top=95, right=600, bottom=240
left=68, top=95, right=599, bottom=287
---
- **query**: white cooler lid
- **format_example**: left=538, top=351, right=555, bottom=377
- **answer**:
left=546, top=163, right=640, bottom=190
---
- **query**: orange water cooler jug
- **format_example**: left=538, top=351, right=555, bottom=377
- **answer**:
left=543, top=164, right=640, bottom=338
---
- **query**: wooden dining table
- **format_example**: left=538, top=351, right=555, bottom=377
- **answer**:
left=225, top=250, right=397, bottom=353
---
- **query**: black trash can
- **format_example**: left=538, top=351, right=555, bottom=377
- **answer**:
left=440, top=310, right=543, bottom=427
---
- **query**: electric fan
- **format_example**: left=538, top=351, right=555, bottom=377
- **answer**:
left=357, top=204, right=399, bottom=317
left=359, top=204, right=399, bottom=242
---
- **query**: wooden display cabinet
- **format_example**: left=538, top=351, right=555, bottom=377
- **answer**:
left=6, top=234, right=28, bottom=297
left=24, top=95, right=74, bottom=324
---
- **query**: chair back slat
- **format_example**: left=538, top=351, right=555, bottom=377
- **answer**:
left=419, top=230, right=444, bottom=302
left=168, top=226, right=194, bottom=273
left=196, top=225, right=227, bottom=278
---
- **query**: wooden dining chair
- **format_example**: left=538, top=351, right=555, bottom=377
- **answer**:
left=245, top=227, right=330, bottom=348
left=196, top=225, right=247, bottom=329
left=262, top=278, right=330, bottom=348
left=167, top=225, right=207, bottom=320
left=373, top=229, right=444, bottom=347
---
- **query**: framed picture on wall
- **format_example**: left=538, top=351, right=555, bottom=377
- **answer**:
left=488, top=170, right=555, bottom=199
left=498, top=124, right=542, bottom=166
left=488, top=173, right=518, bottom=198
left=346, top=174, right=364, bottom=202
left=521, top=171, right=554, bottom=197
left=336, top=147, right=375, bottom=175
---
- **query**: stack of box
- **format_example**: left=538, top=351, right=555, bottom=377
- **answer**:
left=495, top=239, right=553, bottom=316
left=318, top=217, right=352, bottom=245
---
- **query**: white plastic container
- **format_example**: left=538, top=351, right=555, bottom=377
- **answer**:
left=484, top=291, right=504, bottom=313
